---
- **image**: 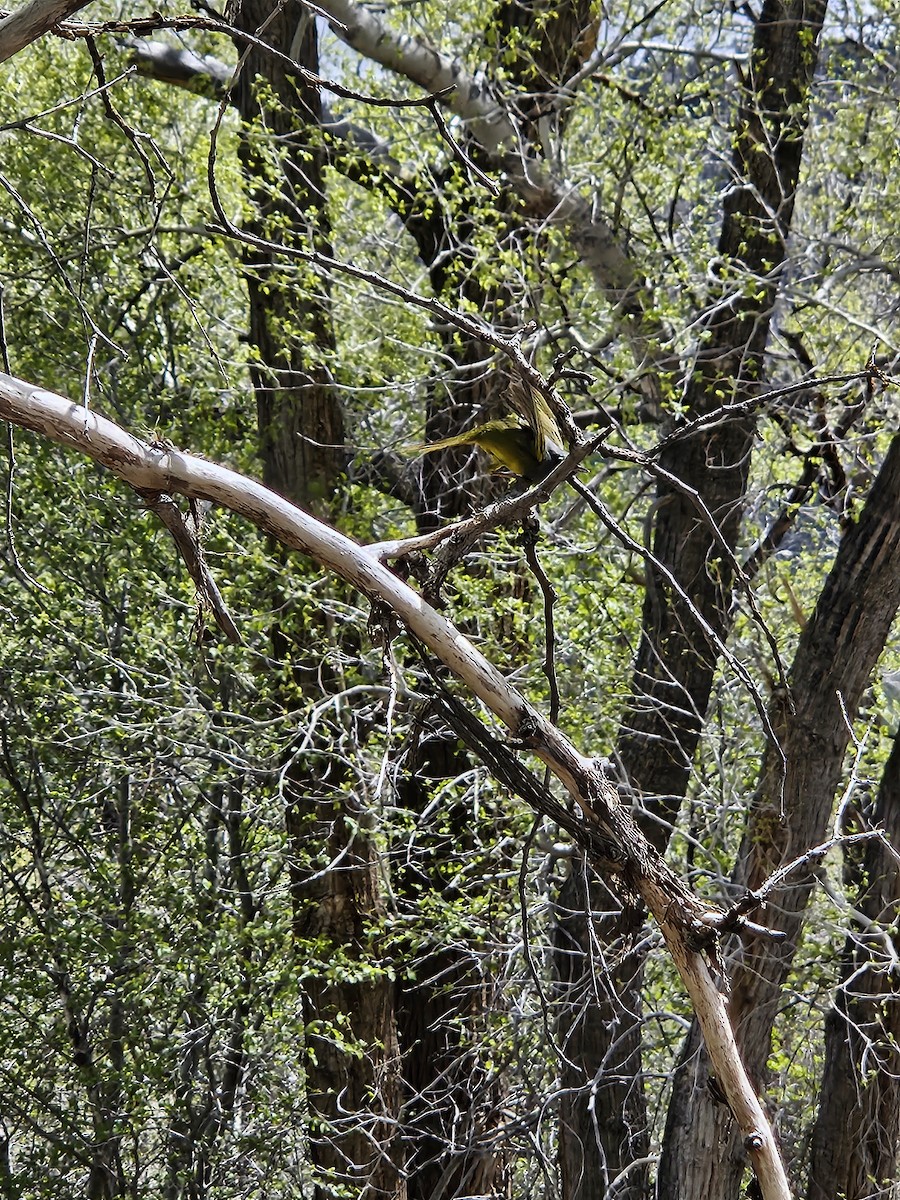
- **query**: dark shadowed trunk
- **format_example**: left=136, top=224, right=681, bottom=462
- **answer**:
left=231, top=5, right=402, bottom=1197
left=807, top=730, right=900, bottom=1200
left=394, top=724, right=508, bottom=1200
left=554, top=867, right=647, bottom=1200
left=659, top=431, right=900, bottom=1199
left=389, top=6, right=600, bottom=1194
left=554, top=2, right=828, bottom=1195
left=232, top=1, right=345, bottom=514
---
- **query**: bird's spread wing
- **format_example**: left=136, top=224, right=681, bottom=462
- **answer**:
left=506, top=371, right=565, bottom=463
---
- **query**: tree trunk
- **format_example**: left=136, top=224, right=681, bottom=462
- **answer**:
left=391, top=7, right=600, bottom=1193
left=807, top=730, right=900, bottom=1200
left=231, top=6, right=401, bottom=1197
left=619, top=0, right=829, bottom=831
left=290, top=792, right=404, bottom=1199
left=659, top=431, right=900, bottom=1199
left=555, top=867, right=647, bottom=1200
left=393, top=723, right=507, bottom=1200
left=232, top=0, right=345, bottom=514
left=555, top=2, right=828, bottom=1193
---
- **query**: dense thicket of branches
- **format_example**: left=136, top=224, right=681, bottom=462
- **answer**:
left=0, top=2, right=897, bottom=1199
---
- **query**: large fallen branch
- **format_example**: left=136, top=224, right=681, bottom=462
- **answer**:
left=0, top=0, right=93, bottom=63
left=0, top=369, right=790, bottom=1200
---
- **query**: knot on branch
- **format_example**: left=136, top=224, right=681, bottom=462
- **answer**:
left=513, top=712, right=542, bottom=750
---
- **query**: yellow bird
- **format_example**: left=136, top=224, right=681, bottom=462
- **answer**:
left=412, top=374, right=566, bottom=484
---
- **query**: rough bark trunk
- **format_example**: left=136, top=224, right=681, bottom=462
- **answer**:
left=555, top=2, right=828, bottom=1193
left=619, top=0, right=829, bottom=827
left=807, top=730, right=900, bottom=1200
left=393, top=725, right=509, bottom=1200
left=488, top=0, right=594, bottom=146
left=554, top=868, right=647, bottom=1200
left=659, top=431, right=900, bottom=1199
left=392, top=10, right=599, bottom=1195
left=231, top=6, right=401, bottom=1197
left=232, top=0, right=345, bottom=515
left=290, top=791, right=404, bottom=1199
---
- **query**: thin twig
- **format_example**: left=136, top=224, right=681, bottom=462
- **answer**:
left=521, top=516, right=560, bottom=725
left=58, top=11, right=453, bottom=110
left=0, top=287, right=50, bottom=596
left=652, top=371, right=874, bottom=455
left=136, top=489, right=242, bottom=644
left=427, top=97, right=500, bottom=196
left=717, top=830, right=892, bottom=931
left=568, top=476, right=787, bottom=800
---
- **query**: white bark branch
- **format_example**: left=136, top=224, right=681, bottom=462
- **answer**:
left=0, top=0, right=93, bottom=63
left=319, top=0, right=508, bottom=153
left=0, top=368, right=788, bottom=1200
left=317, top=0, right=656, bottom=326
left=119, top=3, right=663, bottom=390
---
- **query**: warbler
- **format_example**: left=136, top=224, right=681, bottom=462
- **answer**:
left=412, top=373, right=566, bottom=483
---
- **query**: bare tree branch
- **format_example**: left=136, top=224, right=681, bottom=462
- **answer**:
left=128, top=37, right=232, bottom=97
left=137, top=488, right=242, bottom=645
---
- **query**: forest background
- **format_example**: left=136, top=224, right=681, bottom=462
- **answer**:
left=0, top=0, right=898, bottom=1198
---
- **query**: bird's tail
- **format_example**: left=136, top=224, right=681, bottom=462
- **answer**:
left=406, top=430, right=481, bottom=457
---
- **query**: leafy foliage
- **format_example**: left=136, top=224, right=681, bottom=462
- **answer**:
left=0, top=1, right=898, bottom=1198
